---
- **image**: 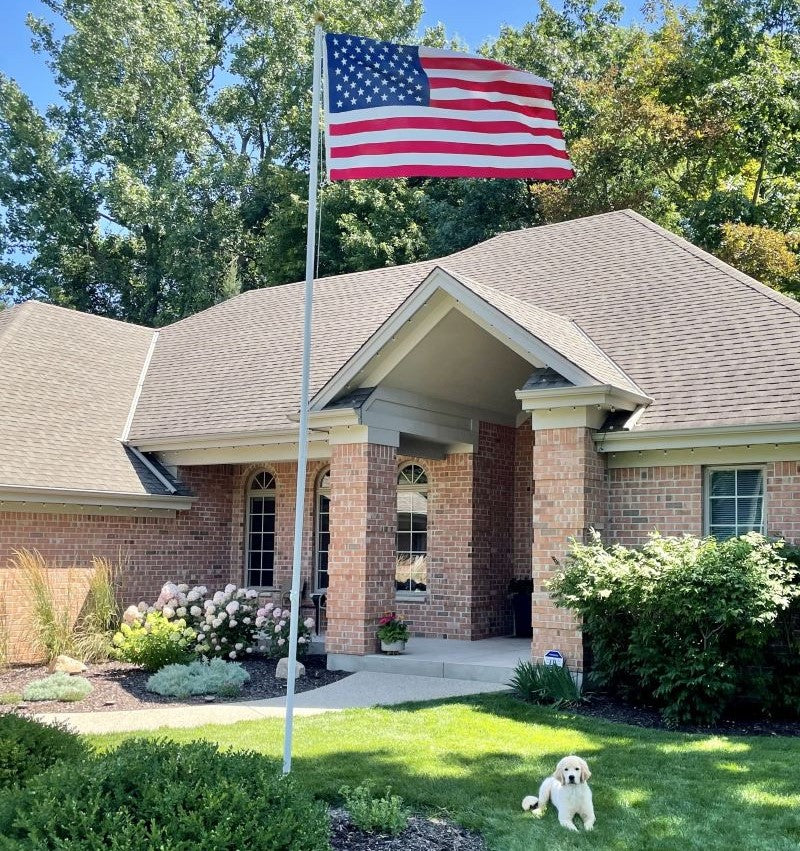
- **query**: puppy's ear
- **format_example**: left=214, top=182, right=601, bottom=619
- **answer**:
left=579, top=758, right=591, bottom=783
left=554, top=759, right=567, bottom=784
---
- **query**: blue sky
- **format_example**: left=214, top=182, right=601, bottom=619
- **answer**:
left=2, top=1, right=661, bottom=112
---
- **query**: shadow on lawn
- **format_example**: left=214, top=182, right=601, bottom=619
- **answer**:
left=288, top=694, right=800, bottom=850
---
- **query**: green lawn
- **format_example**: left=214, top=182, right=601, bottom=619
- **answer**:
left=91, top=694, right=800, bottom=851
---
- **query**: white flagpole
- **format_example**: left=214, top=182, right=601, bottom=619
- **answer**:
left=283, top=13, right=324, bottom=776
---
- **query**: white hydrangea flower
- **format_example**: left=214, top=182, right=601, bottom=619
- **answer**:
left=190, top=605, right=202, bottom=617
left=304, top=617, right=315, bottom=629
left=229, top=651, right=237, bottom=659
left=274, top=625, right=282, bottom=634
left=177, top=583, right=189, bottom=593
left=226, top=601, right=240, bottom=615
left=229, top=619, right=237, bottom=627
left=225, top=584, right=236, bottom=595
left=277, top=638, right=285, bottom=646
left=176, top=607, right=187, bottom=618
left=235, top=643, right=243, bottom=651
left=162, top=606, right=175, bottom=619
left=246, top=647, right=253, bottom=654
left=186, top=590, right=200, bottom=602
left=243, top=617, right=251, bottom=625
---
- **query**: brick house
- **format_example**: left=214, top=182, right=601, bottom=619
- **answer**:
left=2, top=209, right=800, bottom=668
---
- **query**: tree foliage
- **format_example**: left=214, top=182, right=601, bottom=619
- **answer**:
left=1, top=0, right=799, bottom=325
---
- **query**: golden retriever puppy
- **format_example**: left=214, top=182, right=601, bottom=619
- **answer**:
left=522, top=755, right=594, bottom=832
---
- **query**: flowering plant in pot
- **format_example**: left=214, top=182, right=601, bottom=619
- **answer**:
left=377, top=612, right=409, bottom=654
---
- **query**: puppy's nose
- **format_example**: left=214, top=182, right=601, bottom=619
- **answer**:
left=569, top=777, right=576, bottom=784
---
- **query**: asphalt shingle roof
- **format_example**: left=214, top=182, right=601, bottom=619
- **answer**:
left=0, top=302, right=174, bottom=496
left=129, top=209, right=800, bottom=439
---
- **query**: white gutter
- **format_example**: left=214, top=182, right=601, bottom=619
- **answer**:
left=596, top=421, right=800, bottom=453
left=0, top=484, right=195, bottom=511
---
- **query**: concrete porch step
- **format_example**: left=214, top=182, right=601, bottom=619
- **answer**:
left=326, top=636, right=529, bottom=685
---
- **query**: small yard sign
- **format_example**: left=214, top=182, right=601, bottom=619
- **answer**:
left=543, top=650, right=564, bottom=667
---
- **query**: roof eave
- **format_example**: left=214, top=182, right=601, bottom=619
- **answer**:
left=0, top=484, right=196, bottom=511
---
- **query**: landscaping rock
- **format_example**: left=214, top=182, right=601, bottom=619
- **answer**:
left=275, top=658, right=305, bottom=680
left=48, top=656, right=87, bottom=675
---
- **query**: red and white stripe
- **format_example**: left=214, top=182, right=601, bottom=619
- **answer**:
left=326, top=46, right=573, bottom=181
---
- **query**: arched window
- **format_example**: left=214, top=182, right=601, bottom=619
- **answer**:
left=315, top=468, right=331, bottom=591
left=396, top=464, right=428, bottom=594
left=245, top=471, right=276, bottom=587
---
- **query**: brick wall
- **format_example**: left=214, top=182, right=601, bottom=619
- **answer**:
left=326, top=442, right=397, bottom=654
left=0, top=466, right=239, bottom=662
left=530, top=427, right=606, bottom=670
left=765, top=461, right=800, bottom=543
left=470, top=422, right=515, bottom=638
left=607, top=465, right=703, bottom=545
left=394, top=451, right=474, bottom=639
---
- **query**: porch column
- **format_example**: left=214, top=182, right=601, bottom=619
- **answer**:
left=325, top=427, right=398, bottom=655
left=531, top=425, right=606, bottom=671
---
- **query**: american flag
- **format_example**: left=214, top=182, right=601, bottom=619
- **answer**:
left=323, top=32, right=573, bottom=181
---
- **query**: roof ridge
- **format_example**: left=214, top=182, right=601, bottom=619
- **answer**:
left=621, top=209, right=800, bottom=321
left=163, top=258, right=438, bottom=332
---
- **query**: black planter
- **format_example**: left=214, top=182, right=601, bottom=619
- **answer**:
left=508, top=579, right=534, bottom=638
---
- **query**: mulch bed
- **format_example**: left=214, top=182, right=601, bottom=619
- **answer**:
left=0, top=654, right=349, bottom=714
left=329, top=809, right=487, bottom=851
left=566, top=693, right=800, bottom=737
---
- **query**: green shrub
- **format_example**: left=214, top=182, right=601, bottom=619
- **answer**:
left=0, top=739, right=330, bottom=849
left=146, top=658, right=250, bottom=698
left=0, top=695, right=20, bottom=706
left=112, top=611, right=195, bottom=671
left=339, top=782, right=408, bottom=835
left=510, top=661, right=584, bottom=708
left=22, top=673, right=92, bottom=703
left=0, top=715, right=88, bottom=790
left=550, top=532, right=800, bottom=725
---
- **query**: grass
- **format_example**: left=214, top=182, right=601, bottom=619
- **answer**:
left=89, top=693, right=800, bottom=851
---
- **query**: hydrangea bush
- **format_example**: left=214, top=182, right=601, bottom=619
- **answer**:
left=112, top=612, right=195, bottom=671
left=255, top=602, right=315, bottom=659
left=123, top=582, right=316, bottom=663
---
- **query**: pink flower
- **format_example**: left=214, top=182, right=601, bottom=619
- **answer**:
left=272, top=607, right=282, bottom=619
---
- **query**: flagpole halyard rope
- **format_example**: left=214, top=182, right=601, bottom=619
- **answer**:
left=282, top=15, right=324, bottom=776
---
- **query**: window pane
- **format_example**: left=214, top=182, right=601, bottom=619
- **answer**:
left=710, top=525, right=736, bottom=540
left=737, top=497, right=763, bottom=529
left=250, top=514, right=263, bottom=532
left=411, top=512, right=428, bottom=531
left=710, top=498, right=736, bottom=525
left=411, top=532, right=427, bottom=553
left=262, top=513, right=275, bottom=533
left=710, top=471, right=735, bottom=496
left=250, top=497, right=263, bottom=514
left=397, top=511, right=412, bottom=532
left=249, top=533, right=262, bottom=551
left=737, top=469, right=764, bottom=497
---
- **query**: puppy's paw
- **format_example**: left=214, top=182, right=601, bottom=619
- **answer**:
left=560, top=820, right=579, bottom=832
left=584, top=822, right=595, bottom=831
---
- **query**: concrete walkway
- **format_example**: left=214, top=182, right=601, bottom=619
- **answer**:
left=36, top=671, right=509, bottom=735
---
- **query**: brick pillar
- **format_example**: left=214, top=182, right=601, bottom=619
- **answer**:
left=325, top=441, right=397, bottom=655
left=531, top=426, right=606, bottom=671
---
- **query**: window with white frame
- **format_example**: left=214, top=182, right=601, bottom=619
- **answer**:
left=315, top=468, right=331, bottom=591
left=705, top=467, right=765, bottom=539
left=396, top=464, right=428, bottom=593
left=245, top=471, right=276, bottom=587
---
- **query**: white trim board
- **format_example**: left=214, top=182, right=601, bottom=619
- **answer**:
left=605, top=444, right=800, bottom=469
